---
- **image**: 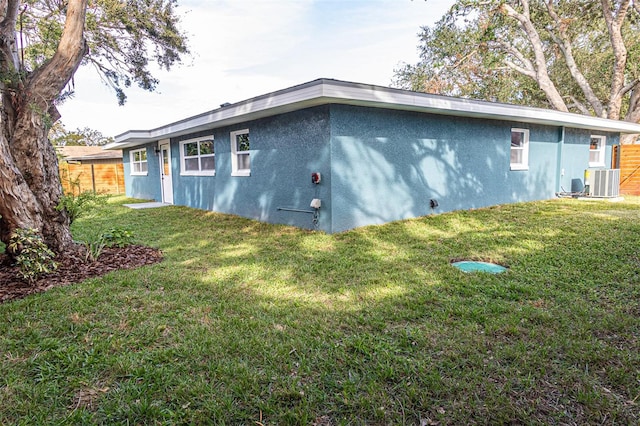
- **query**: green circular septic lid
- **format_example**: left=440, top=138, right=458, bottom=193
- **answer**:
left=451, top=261, right=507, bottom=274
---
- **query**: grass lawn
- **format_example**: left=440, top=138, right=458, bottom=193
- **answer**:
left=1, top=196, right=639, bottom=424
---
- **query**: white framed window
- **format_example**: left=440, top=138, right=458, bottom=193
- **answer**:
left=180, top=137, right=215, bottom=176
left=230, top=129, right=250, bottom=176
left=510, top=128, right=529, bottom=171
left=130, top=148, right=148, bottom=175
left=589, top=135, right=606, bottom=167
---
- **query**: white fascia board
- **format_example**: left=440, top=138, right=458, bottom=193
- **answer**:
left=104, top=79, right=640, bottom=150
left=105, top=82, right=328, bottom=150
left=320, top=80, right=640, bottom=134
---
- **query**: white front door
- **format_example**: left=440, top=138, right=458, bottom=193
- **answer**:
left=159, top=141, right=173, bottom=204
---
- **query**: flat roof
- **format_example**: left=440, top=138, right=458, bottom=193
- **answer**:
left=105, top=78, right=640, bottom=150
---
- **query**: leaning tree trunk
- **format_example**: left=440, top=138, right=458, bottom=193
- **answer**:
left=0, top=101, right=75, bottom=254
left=0, top=0, right=88, bottom=256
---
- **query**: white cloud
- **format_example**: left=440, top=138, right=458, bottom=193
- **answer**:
left=58, top=0, right=453, bottom=136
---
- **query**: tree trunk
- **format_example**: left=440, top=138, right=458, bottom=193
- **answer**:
left=0, top=0, right=88, bottom=257
left=0, top=106, right=75, bottom=254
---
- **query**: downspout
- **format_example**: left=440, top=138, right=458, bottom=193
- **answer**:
left=556, top=126, right=565, bottom=193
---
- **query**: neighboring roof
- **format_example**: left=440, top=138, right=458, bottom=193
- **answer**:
left=105, top=78, right=640, bottom=150
left=57, top=146, right=122, bottom=161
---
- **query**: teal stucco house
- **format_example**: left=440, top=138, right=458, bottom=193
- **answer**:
left=104, top=79, right=640, bottom=232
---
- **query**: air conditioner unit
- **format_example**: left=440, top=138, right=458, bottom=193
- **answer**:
left=585, top=169, right=620, bottom=197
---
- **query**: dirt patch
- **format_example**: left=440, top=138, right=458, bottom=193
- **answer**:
left=0, top=245, right=163, bottom=303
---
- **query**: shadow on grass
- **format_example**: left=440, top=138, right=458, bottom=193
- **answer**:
left=2, top=196, right=640, bottom=424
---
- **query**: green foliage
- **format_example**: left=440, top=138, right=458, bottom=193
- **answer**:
left=7, top=228, right=58, bottom=282
left=394, top=0, right=640, bottom=119
left=100, top=227, right=135, bottom=248
left=82, top=238, right=106, bottom=263
left=56, top=189, right=108, bottom=225
left=81, top=227, right=135, bottom=262
left=19, top=0, right=189, bottom=105
left=49, top=122, right=114, bottom=146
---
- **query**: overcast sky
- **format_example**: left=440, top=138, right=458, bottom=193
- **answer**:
left=57, top=0, right=454, bottom=138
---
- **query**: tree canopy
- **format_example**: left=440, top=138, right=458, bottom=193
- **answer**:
left=49, top=122, right=114, bottom=146
left=394, top=0, right=640, bottom=126
left=20, top=0, right=189, bottom=105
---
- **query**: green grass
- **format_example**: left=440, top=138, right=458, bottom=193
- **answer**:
left=1, top=196, right=640, bottom=424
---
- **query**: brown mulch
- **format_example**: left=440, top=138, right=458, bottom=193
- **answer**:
left=0, top=245, right=163, bottom=303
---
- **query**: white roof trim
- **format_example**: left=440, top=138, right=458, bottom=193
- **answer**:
left=104, top=79, right=640, bottom=150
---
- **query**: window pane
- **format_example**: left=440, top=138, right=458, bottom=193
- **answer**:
left=163, top=150, right=170, bottom=176
left=185, top=158, right=199, bottom=171
left=590, top=138, right=600, bottom=150
left=200, top=140, right=213, bottom=155
left=184, top=142, right=198, bottom=157
left=589, top=151, right=600, bottom=163
left=201, top=156, right=215, bottom=171
left=237, top=153, right=250, bottom=170
left=140, top=161, right=148, bottom=173
left=236, top=134, right=250, bottom=152
left=511, top=132, right=523, bottom=148
left=511, top=148, right=522, bottom=164
left=133, top=151, right=140, bottom=162
left=140, top=150, right=147, bottom=161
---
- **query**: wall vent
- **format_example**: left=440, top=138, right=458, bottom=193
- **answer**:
left=587, top=169, right=620, bottom=197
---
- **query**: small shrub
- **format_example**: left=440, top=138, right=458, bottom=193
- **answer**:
left=56, top=190, right=108, bottom=225
left=80, top=228, right=135, bottom=263
left=83, top=238, right=107, bottom=262
left=100, top=227, right=135, bottom=248
left=7, top=228, right=58, bottom=282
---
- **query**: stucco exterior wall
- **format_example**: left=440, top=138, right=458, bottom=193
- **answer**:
left=559, top=128, right=617, bottom=193
left=329, top=105, right=567, bottom=232
left=123, top=144, right=161, bottom=201
left=123, top=104, right=621, bottom=233
left=169, top=106, right=332, bottom=230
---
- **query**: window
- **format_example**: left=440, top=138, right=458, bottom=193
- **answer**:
left=589, top=135, right=606, bottom=167
left=180, top=137, right=215, bottom=175
left=130, top=148, right=148, bottom=175
left=510, top=128, right=529, bottom=170
left=231, top=129, right=250, bottom=176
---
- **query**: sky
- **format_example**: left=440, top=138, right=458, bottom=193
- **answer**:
left=57, top=0, right=455, bottom=138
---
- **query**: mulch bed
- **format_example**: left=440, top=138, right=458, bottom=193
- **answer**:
left=0, top=245, right=163, bottom=303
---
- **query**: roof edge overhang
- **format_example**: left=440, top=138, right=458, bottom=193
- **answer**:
left=104, top=79, right=640, bottom=150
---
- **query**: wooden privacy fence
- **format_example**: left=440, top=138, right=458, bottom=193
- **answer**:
left=614, top=144, right=640, bottom=195
left=60, top=160, right=125, bottom=195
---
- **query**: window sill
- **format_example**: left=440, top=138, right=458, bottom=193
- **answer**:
left=588, top=163, right=605, bottom=168
left=181, top=171, right=216, bottom=176
left=232, top=170, right=251, bottom=177
left=510, top=165, right=529, bottom=171
left=131, top=172, right=148, bottom=176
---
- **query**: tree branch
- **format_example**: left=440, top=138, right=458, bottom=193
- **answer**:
left=624, top=82, right=640, bottom=123
left=545, top=1, right=605, bottom=117
left=601, top=0, right=630, bottom=120
left=500, top=2, right=568, bottom=112
left=504, top=60, right=536, bottom=78
left=0, top=0, right=21, bottom=75
left=494, top=39, right=535, bottom=73
left=27, top=0, right=88, bottom=105
left=566, top=96, right=591, bottom=115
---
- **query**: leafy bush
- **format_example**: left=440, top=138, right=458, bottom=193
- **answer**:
left=100, top=227, right=135, bottom=248
left=7, top=228, right=58, bottom=282
left=56, top=190, right=108, bottom=225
